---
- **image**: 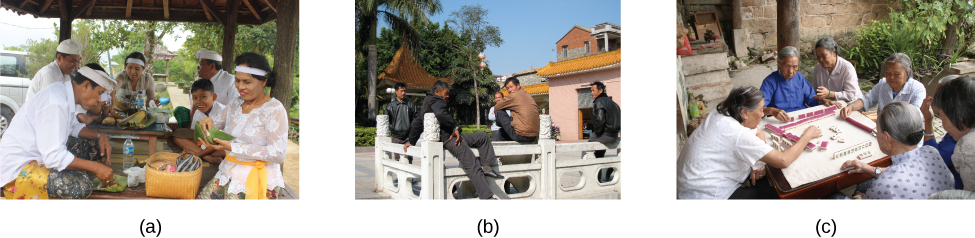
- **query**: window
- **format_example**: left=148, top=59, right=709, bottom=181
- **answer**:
left=1, top=55, right=18, bottom=77
left=585, top=41, right=590, bottom=53
left=562, top=45, right=568, bottom=58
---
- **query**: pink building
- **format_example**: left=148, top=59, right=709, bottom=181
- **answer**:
left=536, top=49, right=621, bottom=140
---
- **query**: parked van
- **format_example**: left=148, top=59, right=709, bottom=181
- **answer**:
left=0, top=50, right=30, bottom=136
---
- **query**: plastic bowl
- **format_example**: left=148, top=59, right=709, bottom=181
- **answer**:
left=159, top=97, right=170, bottom=105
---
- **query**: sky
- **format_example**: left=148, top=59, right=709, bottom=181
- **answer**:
left=377, top=0, right=622, bottom=75
left=0, top=9, right=187, bottom=63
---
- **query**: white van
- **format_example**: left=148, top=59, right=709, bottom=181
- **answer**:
left=0, top=50, right=30, bottom=136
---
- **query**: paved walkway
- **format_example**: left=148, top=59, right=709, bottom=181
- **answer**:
left=355, top=141, right=618, bottom=199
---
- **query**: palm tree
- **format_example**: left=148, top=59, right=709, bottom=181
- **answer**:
left=356, top=0, right=442, bottom=120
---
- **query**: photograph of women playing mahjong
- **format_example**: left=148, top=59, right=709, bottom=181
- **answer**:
left=675, top=0, right=975, bottom=199
left=0, top=0, right=299, bottom=200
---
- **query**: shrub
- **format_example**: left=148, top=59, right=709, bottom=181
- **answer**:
left=354, top=126, right=494, bottom=146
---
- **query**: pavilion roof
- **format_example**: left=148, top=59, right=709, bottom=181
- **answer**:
left=378, top=43, right=453, bottom=88
left=536, top=48, right=621, bottom=77
left=0, top=0, right=278, bottom=25
left=153, top=44, right=177, bottom=60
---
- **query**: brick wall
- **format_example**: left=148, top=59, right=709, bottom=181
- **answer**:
left=556, top=27, right=597, bottom=61
left=740, top=0, right=898, bottom=52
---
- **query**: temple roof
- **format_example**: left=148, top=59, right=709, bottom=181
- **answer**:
left=378, top=43, right=453, bottom=88
left=501, top=83, right=548, bottom=97
left=536, top=48, right=621, bottom=77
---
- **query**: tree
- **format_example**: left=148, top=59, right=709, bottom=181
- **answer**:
left=940, top=0, right=975, bottom=56
left=446, top=4, right=503, bottom=129
left=355, top=0, right=443, bottom=121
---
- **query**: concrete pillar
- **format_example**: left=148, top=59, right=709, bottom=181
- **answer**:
left=374, top=115, right=390, bottom=193
left=538, top=115, right=557, bottom=199
left=418, top=113, right=444, bottom=199
left=603, top=33, right=609, bottom=52
left=776, top=0, right=800, bottom=51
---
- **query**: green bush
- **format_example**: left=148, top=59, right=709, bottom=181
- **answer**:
left=354, top=126, right=493, bottom=146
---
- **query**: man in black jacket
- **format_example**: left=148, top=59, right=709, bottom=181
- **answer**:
left=403, top=80, right=504, bottom=199
left=589, top=81, right=621, bottom=158
left=386, top=82, right=417, bottom=163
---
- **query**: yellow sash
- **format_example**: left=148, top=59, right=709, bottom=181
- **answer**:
left=225, top=156, right=268, bottom=200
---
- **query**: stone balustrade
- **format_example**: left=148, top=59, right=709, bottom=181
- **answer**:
left=375, top=113, right=621, bottom=200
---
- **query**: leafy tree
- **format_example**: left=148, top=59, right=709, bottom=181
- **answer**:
left=446, top=4, right=503, bottom=128
left=355, top=0, right=443, bottom=121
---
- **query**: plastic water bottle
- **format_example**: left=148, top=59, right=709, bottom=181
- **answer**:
left=136, top=91, right=146, bottom=111
left=123, top=138, right=135, bottom=170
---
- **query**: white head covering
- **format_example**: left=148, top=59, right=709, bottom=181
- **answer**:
left=235, top=65, right=267, bottom=76
left=196, top=50, right=222, bottom=61
left=77, top=66, right=116, bottom=91
left=56, top=39, right=83, bottom=55
left=125, top=58, right=145, bottom=66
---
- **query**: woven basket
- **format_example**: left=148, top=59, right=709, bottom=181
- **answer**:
left=145, top=152, right=202, bottom=199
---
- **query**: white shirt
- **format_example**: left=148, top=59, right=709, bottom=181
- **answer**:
left=190, top=102, right=225, bottom=130
left=212, top=97, right=289, bottom=194
left=487, top=106, right=510, bottom=131
left=194, top=70, right=239, bottom=107
left=813, top=56, right=863, bottom=103
left=677, top=110, right=774, bottom=199
left=24, top=60, right=88, bottom=116
left=859, top=77, right=925, bottom=112
left=1, top=82, right=86, bottom=185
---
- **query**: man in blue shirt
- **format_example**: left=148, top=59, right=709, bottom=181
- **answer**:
left=759, top=46, right=821, bottom=121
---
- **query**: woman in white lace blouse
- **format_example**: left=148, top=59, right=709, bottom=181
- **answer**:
left=197, top=53, right=289, bottom=199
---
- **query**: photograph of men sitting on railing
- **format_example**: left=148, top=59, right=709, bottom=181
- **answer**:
left=355, top=1, right=622, bottom=200
left=675, top=0, right=975, bottom=199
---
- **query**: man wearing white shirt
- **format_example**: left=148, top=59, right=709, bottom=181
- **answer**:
left=193, top=50, right=239, bottom=107
left=24, top=39, right=95, bottom=124
left=1, top=64, right=117, bottom=199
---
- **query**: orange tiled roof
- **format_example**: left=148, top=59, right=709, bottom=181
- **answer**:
left=536, top=49, right=621, bottom=77
left=501, top=83, right=549, bottom=97
left=378, top=44, right=453, bottom=87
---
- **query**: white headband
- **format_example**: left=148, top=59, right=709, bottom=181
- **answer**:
left=126, top=58, right=145, bottom=67
left=235, top=65, right=267, bottom=76
left=78, top=67, right=116, bottom=91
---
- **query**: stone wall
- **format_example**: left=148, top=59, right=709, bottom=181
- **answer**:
left=681, top=0, right=899, bottom=54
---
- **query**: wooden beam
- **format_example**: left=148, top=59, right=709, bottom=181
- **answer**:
left=38, top=0, right=54, bottom=14
left=260, top=0, right=276, bottom=12
left=243, top=0, right=261, bottom=22
left=221, top=0, right=241, bottom=71
left=85, top=1, right=94, bottom=16
left=163, top=0, right=170, bottom=19
left=57, top=0, right=71, bottom=42
left=125, top=0, right=132, bottom=18
left=199, top=0, right=223, bottom=25
left=19, top=0, right=32, bottom=8
left=776, top=0, right=800, bottom=51
left=72, top=0, right=97, bottom=19
left=29, top=10, right=266, bottom=25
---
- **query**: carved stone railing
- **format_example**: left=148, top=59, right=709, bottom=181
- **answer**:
left=375, top=113, right=621, bottom=199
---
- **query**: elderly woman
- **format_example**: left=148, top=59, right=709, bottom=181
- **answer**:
left=932, top=76, right=975, bottom=192
left=111, top=52, right=159, bottom=113
left=198, top=52, right=289, bottom=199
left=812, top=37, right=862, bottom=105
left=760, top=46, right=819, bottom=121
left=920, top=75, right=964, bottom=189
left=839, top=53, right=925, bottom=119
left=678, top=85, right=823, bottom=199
left=839, top=102, right=954, bottom=199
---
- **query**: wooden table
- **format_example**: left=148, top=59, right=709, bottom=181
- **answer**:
left=87, top=122, right=171, bottom=156
left=768, top=156, right=892, bottom=199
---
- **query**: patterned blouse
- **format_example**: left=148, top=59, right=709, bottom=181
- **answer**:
left=865, top=146, right=955, bottom=199
left=211, top=97, right=290, bottom=194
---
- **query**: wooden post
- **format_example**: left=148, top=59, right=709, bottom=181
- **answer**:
left=776, top=0, right=800, bottom=51
left=221, top=0, right=242, bottom=72
left=732, top=0, right=742, bottom=29
left=270, top=0, right=298, bottom=111
left=57, top=0, right=72, bottom=43
left=374, top=115, right=390, bottom=193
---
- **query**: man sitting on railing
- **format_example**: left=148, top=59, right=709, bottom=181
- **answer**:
left=493, top=78, right=540, bottom=143
left=588, top=81, right=621, bottom=158
left=403, top=80, right=504, bottom=200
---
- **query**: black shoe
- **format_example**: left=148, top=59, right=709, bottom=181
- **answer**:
left=482, top=167, right=504, bottom=179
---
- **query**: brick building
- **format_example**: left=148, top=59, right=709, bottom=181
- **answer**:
left=556, top=22, right=621, bottom=61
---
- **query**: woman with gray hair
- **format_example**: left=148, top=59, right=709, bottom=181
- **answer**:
left=760, top=46, right=820, bottom=122
left=678, top=85, right=822, bottom=199
left=839, top=101, right=954, bottom=199
left=812, top=37, right=862, bottom=105
left=932, top=76, right=975, bottom=192
left=920, top=75, right=964, bottom=189
left=839, top=53, right=926, bottom=119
